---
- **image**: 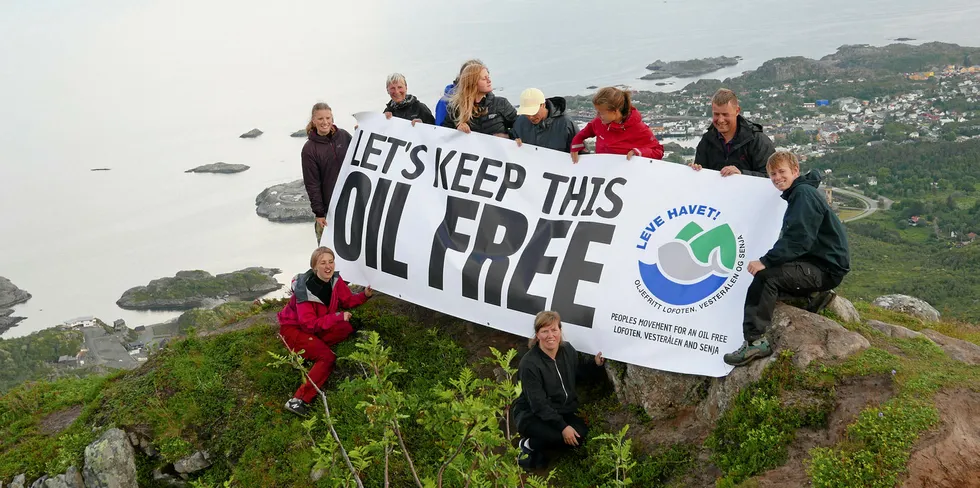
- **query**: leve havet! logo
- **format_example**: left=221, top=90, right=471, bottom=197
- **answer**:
left=634, top=204, right=747, bottom=314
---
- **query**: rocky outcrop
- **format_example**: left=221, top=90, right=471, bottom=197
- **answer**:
left=82, top=428, right=137, bottom=488
left=867, top=320, right=924, bottom=339
left=827, top=295, right=860, bottom=323
left=255, top=179, right=314, bottom=223
left=607, top=303, right=869, bottom=423
left=174, top=451, right=212, bottom=476
left=116, top=267, right=281, bottom=311
left=641, top=56, right=740, bottom=80
left=239, top=128, right=263, bottom=138
left=40, top=466, right=83, bottom=488
left=0, top=276, right=31, bottom=334
left=872, top=294, right=940, bottom=322
left=185, top=162, right=250, bottom=174
left=921, top=330, right=980, bottom=366
left=290, top=130, right=307, bottom=138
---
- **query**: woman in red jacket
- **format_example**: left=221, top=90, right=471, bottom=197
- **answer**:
left=278, top=246, right=373, bottom=416
left=570, top=87, right=664, bottom=163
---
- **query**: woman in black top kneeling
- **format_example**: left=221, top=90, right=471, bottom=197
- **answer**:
left=512, top=310, right=604, bottom=470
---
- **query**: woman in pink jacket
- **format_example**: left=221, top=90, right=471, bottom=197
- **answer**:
left=278, top=247, right=373, bottom=416
left=570, top=87, right=664, bottom=163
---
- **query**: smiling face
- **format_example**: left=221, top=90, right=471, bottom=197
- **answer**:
left=711, top=101, right=740, bottom=140
left=769, top=162, right=800, bottom=191
left=314, top=252, right=335, bottom=282
left=387, top=81, right=407, bottom=103
left=313, top=109, right=333, bottom=135
left=535, top=320, right=562, bottom=355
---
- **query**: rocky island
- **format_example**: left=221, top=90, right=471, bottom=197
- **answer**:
left=239, top=128, right=263, bottom=138
left=640, top=55, right=740, bottom=80
left=116, top=267, right=282, bottom=310
left=255, top=179, right=314, bottom=223
left=290, top=129, right=307, bottom=138
left=0, top=276, right=31, bottom=334
left=185, top=162, right=250, bottom=174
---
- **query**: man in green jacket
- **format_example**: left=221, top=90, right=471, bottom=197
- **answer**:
left=724, top=151, right=850, bottom=367
left=689, top=89, right=775, bottom=178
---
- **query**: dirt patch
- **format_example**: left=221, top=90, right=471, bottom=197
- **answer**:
left=904, top=389, right=980, bottom=488
left=39, top=404, right=83, bottom=436
left=754, top=374, right=896, bottom=488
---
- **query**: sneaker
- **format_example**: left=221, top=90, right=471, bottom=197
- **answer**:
left=806, top=290, right=837, bottom=314
left=284, top=398, right=309, bottom=417
left=517, top=440, right=543, bottom=470
left=723, top=338, right=773, bottom=366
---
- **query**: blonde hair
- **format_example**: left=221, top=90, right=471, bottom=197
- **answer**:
left=310, top=246, right=336, bottom=269
left=528, top=310, right=561, bottom=348
left=766, top=151, right=800, bottom=173
left=455, top=59, right=484, bottom=83
left=305, top=102, right=332, bottom=136
left=449, top=64, right=489, bottom=127
left=592, top=87, right=632, bottom=121
left=711, top=88, right=739, bottom=107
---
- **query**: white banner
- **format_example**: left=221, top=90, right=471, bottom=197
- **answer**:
left=324, top=112, right=786, bottom=377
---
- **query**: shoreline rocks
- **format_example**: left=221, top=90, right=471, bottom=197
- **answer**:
left=255, top=179, right=314, bottom=223
left=116, top=267, right=282, bottom=311
left=290, top=129, right=307, bottom=138
left=239, top=128, right=263, bottom=138
left=185, top=162, right=250, bottom=174
left=0, top=276, right=31, bottom=335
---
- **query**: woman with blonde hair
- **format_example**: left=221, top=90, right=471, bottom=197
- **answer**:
left=440, top=64, right=517, bottom=137
left=278, top=247, right=373, bottom=416
left=302, top=102, right=351, bottom=244
left=511, top=311, right=604, bottom=470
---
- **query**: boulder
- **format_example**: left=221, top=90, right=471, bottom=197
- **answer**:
left=290, top=130, right=307, bottom=138
left=184, top=162, right=250, bottom=174
left=872, top=294, right=940, bottom=322
left=255, top=179, right=314, bottom=223
left=608, top=303, right=869, bottom=423
left=27, top=477, right=46, bottom=488
left=152, top=468, right=187, bottom=486
left=173, top=451, right=211, bottom=475
left=10, top=474, right=25, bottom=488
left=0, top=276, right=31, bottom=309
left=867, top=320, right=924, bottom=339
left=41, top=466, right=83, bottom=488
left=116, top=267, right=281, bottom=311
left=239, top=128, right=263, bottom=138
left=82, top=428, right=137, bottom=488
left=921, top=330, right=980, bottom=366
left=827, top=295, right=860, bottom=323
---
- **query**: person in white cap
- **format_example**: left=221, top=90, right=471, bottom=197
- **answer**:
left=513, top=88, right=580, bottom=153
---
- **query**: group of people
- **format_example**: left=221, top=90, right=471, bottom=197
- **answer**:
left=283, top=58, right=851, bottom=470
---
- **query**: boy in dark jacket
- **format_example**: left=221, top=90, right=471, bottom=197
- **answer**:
left=513, top=88, right=579, bottom=152
left=723, top=151, right=850, bottom=367
left=690, top=89, right=775, bottom=178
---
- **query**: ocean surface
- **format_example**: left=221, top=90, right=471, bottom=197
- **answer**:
left=2, top=0, right=980, bottom=337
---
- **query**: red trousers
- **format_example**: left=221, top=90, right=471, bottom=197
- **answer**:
left=279, top=322, right=353, bottom=403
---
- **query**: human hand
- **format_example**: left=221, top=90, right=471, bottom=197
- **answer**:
left=515, top=138, right=523, bottom=147
left=721, top=165, right=742, bottom=177
left=342, top=311, right=352, bottom=322
left=384, top=112, right=393, bottom=120
left=561, top=425, right=581, bottom=446
left=457, top=123, right=471, bottom=134
left=571, top=152, right=580, bottom=164
left=365, top=285, right=374, bottom=298
left=688, top=163, right=702, bottom=171
left=748, top=260, right=766, bottom=276
left=315, top=217, right=327, bottom=228
left=411, top=119, right=421, bottom=126
left=595, top=351, right=605, bottom=366
left=626, top=149, right=636, bottom=160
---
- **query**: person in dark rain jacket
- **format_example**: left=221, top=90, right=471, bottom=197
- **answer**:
left=441, top=64, right=517, bottom=137
left=513, top=88, right=578, bottom=152
left=302, top=102, right=351, bottom=245
left=383, top=73, right=435, bottom=125
left=690, top=88, right=776, bottom=178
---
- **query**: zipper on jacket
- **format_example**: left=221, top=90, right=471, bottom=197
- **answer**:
left=551, top=355, right=569, bottom=403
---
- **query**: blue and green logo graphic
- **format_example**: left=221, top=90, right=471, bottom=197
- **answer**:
left=635, top=204, right=745, bottom=311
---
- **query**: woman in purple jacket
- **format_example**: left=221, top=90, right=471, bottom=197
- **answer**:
left=302, top=102, right=352, bottom=244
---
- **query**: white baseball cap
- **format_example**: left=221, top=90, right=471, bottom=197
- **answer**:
left=517, top=88, right=546, bottom=116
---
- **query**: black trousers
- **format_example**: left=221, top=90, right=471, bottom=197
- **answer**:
left=742, top=261, right=842, bottom=342
left=518, top=413, right=589, bottom=451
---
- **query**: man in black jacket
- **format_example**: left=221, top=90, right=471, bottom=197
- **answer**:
left=690, top=89, right=775, bottom=178
left=512, top=88, right=579, bottom=152
left=383, top=73, right=436, bottom=125
left=724, top=152, right=850, bottom=367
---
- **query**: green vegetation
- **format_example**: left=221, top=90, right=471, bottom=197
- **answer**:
left=176, top=301, right=258, bottom=333
left=0, top=328, right=85, bottom=393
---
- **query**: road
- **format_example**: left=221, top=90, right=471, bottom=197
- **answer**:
left=829, top=186, right=892, bottom=222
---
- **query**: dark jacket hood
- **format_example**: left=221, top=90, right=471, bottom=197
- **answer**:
left=546, top=97, right=567, bottom=118
left=782, top=171, right=821, bottom=200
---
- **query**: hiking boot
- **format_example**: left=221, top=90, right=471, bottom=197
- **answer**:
left=806, top=290, right=837, bottom=314
left=517, top=441, right=544, bottom=471
left=723, top=338, right=773, bottom=366
left=284, top=398, right=309, bottom=417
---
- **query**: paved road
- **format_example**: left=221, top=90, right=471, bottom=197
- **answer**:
left=830, top=186, right=891, bottom=222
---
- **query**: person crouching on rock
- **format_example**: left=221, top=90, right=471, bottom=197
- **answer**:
left=569, top=87, right=664, bottom=163
left=278, top=246, right=373, bottom=416
left=723, top=151, right=850, bottom=367
left=512, top=311, right=604, bottom=470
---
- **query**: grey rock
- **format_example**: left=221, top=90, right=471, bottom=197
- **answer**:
left=0, top=276, right=31, bottom=309
left=82, top=428, right=137, bottom=488
left=28, top=476, right=46, bottom=488
left=173, top=451, right=211, bottom=475
left=185, top=162, right=250, bottom=174
left=152, top=468, right=187, bottom=486
left=11, top=474, right=26, bottom=488
left=116, top=267, right=281, bottom=311
left=239, top=128, right=263, bottom=138
left=255, top=179, right=314, bottom=223
left=921, top=330, right=980, bottom=365
left=311, top=467, right=326, bottom=482
left=867, top=320, right=924, bottom=339
left=872, top=294, right=940, bottom=322
left=126, top=432, right=138, bottom=447
left=827, top=295, right=861, bottom=323
left=609, top=303, right=869, bottom=423
left=42, top=466, right=83, bottom=488
left=290, top=130, right=307, bottom=138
